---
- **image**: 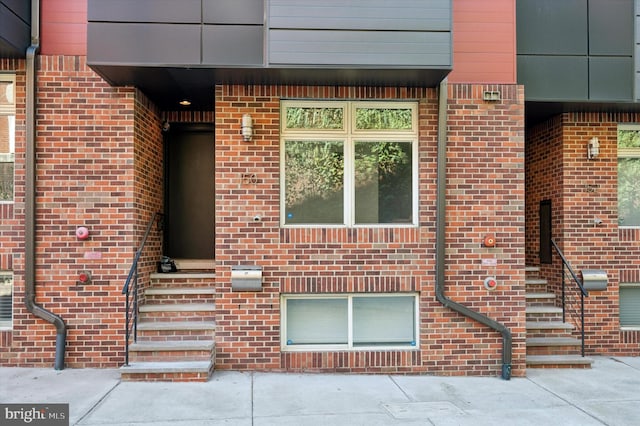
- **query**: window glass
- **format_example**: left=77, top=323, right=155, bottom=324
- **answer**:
left=0, top=76, right=15, bottom=202
left=620, top=285, right=640, bottom=328
left=282, top=294, right=417, bottom=349
left=354, top=141, right=413, bottom=224
left=352, top=296, right=415, bottom=346
left=286, top=298, right=348, bottom=345
left=281, top=101, right=417, bottom=226
left=618, top=127, right=640, bottom=226
left=0, top=273, right=12, bottom=329
left=284, top=140, right=345, bottom=224
left=355, top=107, right=413, bottom=130
left=285, top=106, right=344, bottom=130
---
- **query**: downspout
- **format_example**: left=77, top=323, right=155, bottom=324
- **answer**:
left=24, top=0, right=66, bottom=370
left=435, top=78, right=512, bottom=380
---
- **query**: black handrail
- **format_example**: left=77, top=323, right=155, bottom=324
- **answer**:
left=122, top=212, right=163, bottom=366
left=551, top=239, right=589, bottom=356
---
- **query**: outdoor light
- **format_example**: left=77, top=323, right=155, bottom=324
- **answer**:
left=242, top=114, right=253, bottom=142
left=179, top=99, right=191, bottom=106
left=588, top=137, right=599, bottom=160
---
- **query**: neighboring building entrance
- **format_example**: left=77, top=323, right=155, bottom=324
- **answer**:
left=164, top=123, right=215, bottom=259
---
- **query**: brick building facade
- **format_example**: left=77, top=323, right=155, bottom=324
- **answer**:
left=0, top=0, right=637, bottom=381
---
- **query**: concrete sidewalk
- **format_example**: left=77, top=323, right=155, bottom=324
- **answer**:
left=1, top=356, right=639, bottom=425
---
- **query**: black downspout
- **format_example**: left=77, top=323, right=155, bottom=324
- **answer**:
left=435, top=78, right=512, bottom=380
left=24, top=0, right=66, bottom=370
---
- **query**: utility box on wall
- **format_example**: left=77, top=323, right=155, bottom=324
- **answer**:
left=581, top=269, right=608, bottom=291
left=231, top=265, right=262, bottom=291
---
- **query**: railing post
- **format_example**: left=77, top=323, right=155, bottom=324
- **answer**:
left=561, top=263, right=566, bottom=322
left=124, top=291, right=130, bottom=366
left=581, top=292, right=585, bottom=357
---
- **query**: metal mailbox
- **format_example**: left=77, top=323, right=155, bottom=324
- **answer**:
left=581, top=269, right=608, bottom=291
left=231, top=265, right=262, bottom=291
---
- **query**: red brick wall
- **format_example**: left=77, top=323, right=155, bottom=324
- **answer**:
left=527, top=113, right=640, bottom=356
left=0, top=55, right=164, bottom=368
left=215, top=83, right=526, bottom=376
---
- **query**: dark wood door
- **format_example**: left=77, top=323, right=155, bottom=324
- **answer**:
left=165, top=124, right=215, bottom=259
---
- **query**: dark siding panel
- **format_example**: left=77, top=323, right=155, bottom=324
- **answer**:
left=517, top=56, right=588, bottom=100
left=269, top=0, right=450, bottom=31
left=88, top=0, right=201, bottom=23
left=269, top=30, right=450, bottom=66
left=87, top=23, right=201, bottom=65
left=1, top=0, right=29, bottom=22
left=588, top=0, right=633, bottom=56
left=204, top=0, right=264, bottom=24
left=590, top=57, right=633, bottom=101
left=517, top=0, right=587, bottom=55
left=203, top=26, right=263, bottom=65
left=0, top=2, right=30, bottom=56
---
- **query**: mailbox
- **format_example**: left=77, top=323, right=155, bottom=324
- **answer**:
left=231, top=265, right=262, bottom=291
left=581, top=269, right=608, bottom=291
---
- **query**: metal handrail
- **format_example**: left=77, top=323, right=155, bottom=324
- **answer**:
left=122, top=212, right=163, bottom=366
left=551, top=239, right=589, bottom=356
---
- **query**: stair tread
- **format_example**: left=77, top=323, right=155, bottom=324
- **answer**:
left=129, top=340, right=214, bottom=351
left=525, top=266, right=540, bottom=273
left=146, top=288, right=216, bottom=295
left=526, top=305, right=563, bottom=314
left=526, top=292, right=556, bottom=299
left=121, top=360, right=212, bottom=373
left=527, top=355, right=593, bottom=365
left=140, top=303, right=216, bottom=312
left=526, top=278, right=548, bottom=285
left=526, top=321, right=574, bottom=330
left=527, top=337, right=582, bottom=346
left=137, top=321, right=216, bottom=331
left=151, top=272, right=217, bottom=279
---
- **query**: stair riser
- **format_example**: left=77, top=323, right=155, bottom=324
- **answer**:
left=121, top=372, right=211, bottom=382
left=129, top=350, right=213, bottom=362
left=527, top=329, right=574, bottom=338
left=527, top=364, right=591, bottom=369
left=526, top=313, right=563, bottom=322
left=136, top=331, right=215, bottom=341
left=138, top=311, right=216, bottom=322
left=145, top=294, right=215, bottom=304
left=150, top=279, right=216, bottom=289
left=527, top=346, right=583, bottom=356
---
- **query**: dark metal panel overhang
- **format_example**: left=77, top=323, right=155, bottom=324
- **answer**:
left=89, top=65, right=451, bottom=111
left=0, top=0, right=31, bottom=58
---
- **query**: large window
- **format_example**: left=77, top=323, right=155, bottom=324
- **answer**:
left=281, top=101, right=418, bottom=226
left=0, top=75, right=15, bottom=202
left=0, top=272, right=12, bottom=329
left=618, top=125, right=640, bottom=227
left=620, top=284, right=640, bottom=329
left=282, top=294, right=418, bottom=350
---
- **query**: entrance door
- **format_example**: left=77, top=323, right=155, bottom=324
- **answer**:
left=164, top=124, right=215, bottom=259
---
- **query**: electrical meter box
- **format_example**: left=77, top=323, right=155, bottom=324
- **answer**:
left=231, top=265, right=262, bottom=291
left=581, top=269, right=608, bottom=291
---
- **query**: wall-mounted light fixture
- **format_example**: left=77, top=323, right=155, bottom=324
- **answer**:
left=588, top=137, right=600, bottom=160
left=242, top=114, right=253, bottom=142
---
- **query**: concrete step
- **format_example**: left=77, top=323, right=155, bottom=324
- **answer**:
left=527, top=337, right=582, bottom=347
left=140, top=303, right=216, bottom=313
left=526, top=321, right=574, bottom=331
left=120, top=360, right=213, bottom=382
left=137, top=320, right=216, bottom=331
left=128, top=340, right=214, bottom=363
left=146, top=288, right=216, bottom=295
left=525, top=266, right=540, bottom=273
left=526, top=355, right=593, bottom=369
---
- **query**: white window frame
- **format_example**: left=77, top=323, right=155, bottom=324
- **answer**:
left=0, top=73, right=16, bottom=204
left=620, top=283, right=640, bottom=330
left=280, top=100, right=419, bottom=227
left=281, top=293, right=419, bottom=351
left=0, top=271, right=13, bottom=330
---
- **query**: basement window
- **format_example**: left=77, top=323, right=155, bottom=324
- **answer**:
left=620, top=284, right=640, bottom=330
left=0, top=272, right=12, bottom=329
left=281, top=294, right=418, bottom=350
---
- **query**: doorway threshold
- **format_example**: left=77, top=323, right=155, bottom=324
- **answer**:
left=173, top=259, right=216, bottom=271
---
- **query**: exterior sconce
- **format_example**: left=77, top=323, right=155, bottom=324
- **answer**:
left=242, top=114, right=253, bottom=142
left=588, top=137, right=599, bottom=160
